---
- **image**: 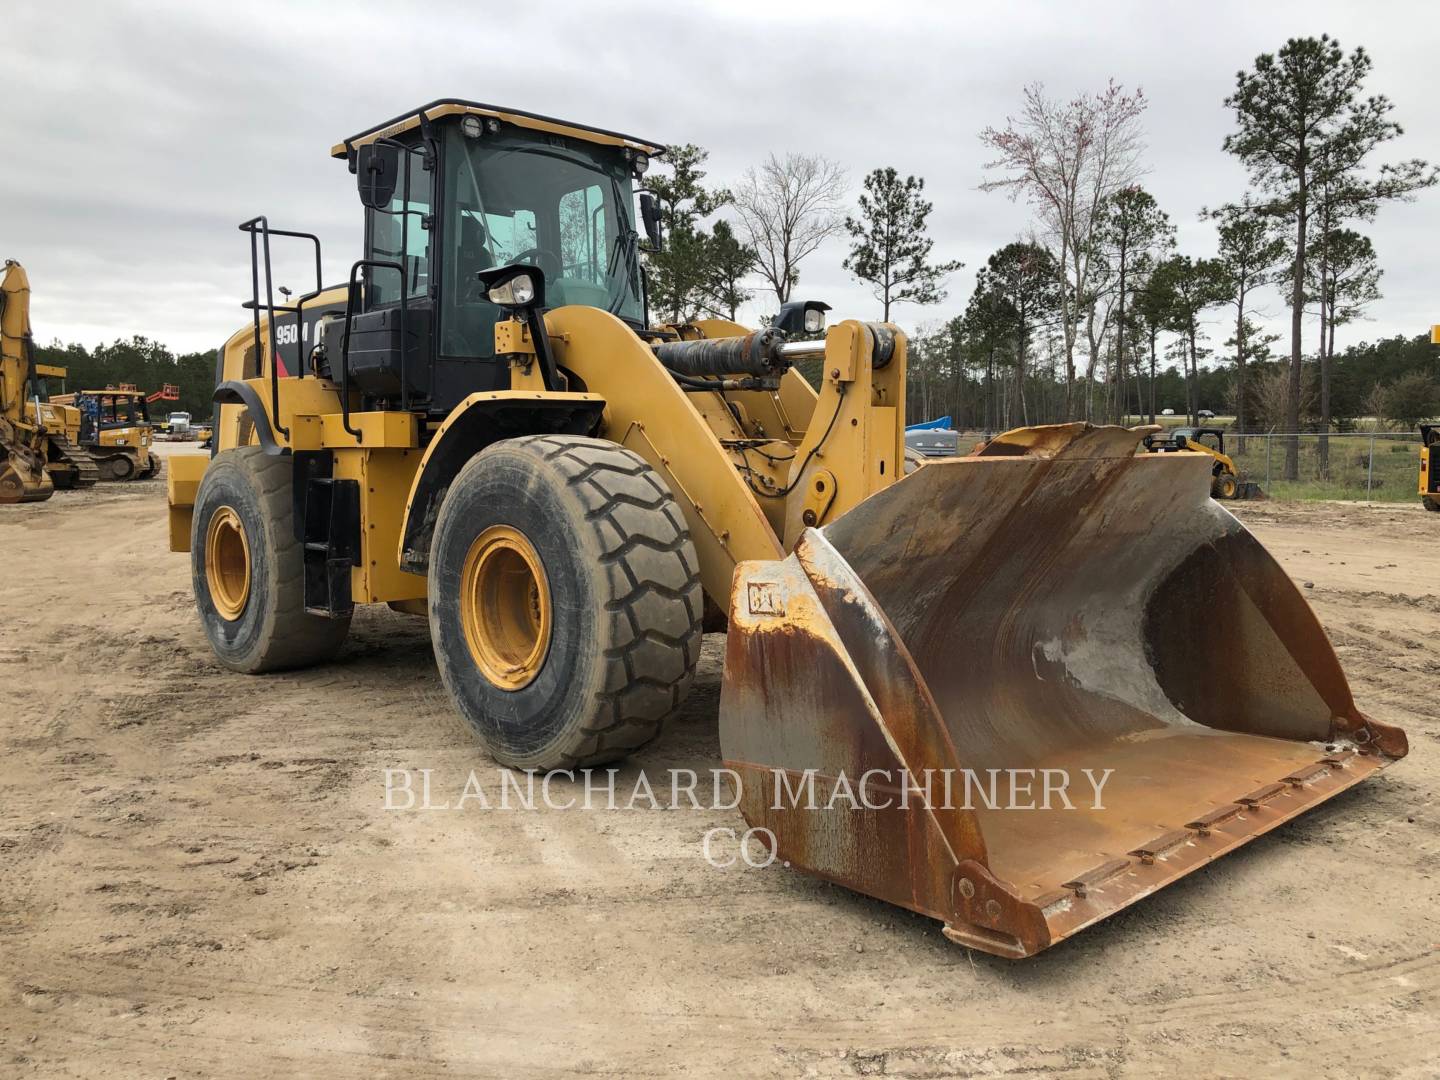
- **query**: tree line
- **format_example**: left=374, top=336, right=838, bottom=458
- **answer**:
left=32, top=35, right=1439, bottom=477
left=645, top=36, right=1438, bottom=480
left=35, top=337, right=214, bottom=419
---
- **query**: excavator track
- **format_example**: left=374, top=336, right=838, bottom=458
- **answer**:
left=48, top=437, right=100, bottom=490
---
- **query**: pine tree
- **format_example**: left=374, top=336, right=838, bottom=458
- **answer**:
left=975, top=242, right=1062, bottom=425
left=1210, top=200, right=1287, bottom=447
left=843, top=168, right=962, bottom=322
left=643, top=144, right=731, bottom=323
left=1149, top=256, right=1226, bottom=424
left=700, top=221, right=757, bottom=321
left=1091, top=187, right=1174, bottom=422
left=1224, top=36, right=1435, bottom=477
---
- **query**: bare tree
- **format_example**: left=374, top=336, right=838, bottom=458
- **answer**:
left=980, top=81, right=1147, bottom=417
left=731, top=153, right=847, bottom=306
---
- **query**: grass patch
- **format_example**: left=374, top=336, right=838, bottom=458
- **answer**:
left=1227, top=434, right=1422, bottom=503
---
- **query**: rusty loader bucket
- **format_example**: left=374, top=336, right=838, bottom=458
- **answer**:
left=719, top=424, right=1406, bottom=958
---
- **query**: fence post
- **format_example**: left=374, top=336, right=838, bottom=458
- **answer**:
left=1265, top=434, right=1272, bottom=490
left=1367, top=433, right=1376, bottom=500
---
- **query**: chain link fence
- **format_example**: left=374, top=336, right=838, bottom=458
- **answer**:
left=938, top=429, right=1424, bottom=503
left=1223, top=432, right=1422, bottom=502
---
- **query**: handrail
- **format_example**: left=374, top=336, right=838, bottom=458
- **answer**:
left=237, top=217, right=324, bottom=444
left=338, top=258, right=407, bottom=444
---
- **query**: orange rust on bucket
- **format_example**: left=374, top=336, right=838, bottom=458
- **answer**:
left=718, top=423, right=1406, bottom=959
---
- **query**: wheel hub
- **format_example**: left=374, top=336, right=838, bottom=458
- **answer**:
left=205, top=505, right=251, bottom=620
left=460, top=525, right=552, bottom=690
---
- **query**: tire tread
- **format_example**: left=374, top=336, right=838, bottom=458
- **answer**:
left=525, top=436, right=702, bottom=768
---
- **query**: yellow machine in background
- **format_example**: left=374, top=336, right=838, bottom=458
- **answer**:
left=166, top=100, right=1403, bottom=958
left=26, top=362, right=102, bottom=490
left=2, top=259, right=100, bottom=501
left=49, top=388, right=161, bottom=480
left=1420, top=423, right=1438, bottom=511
left=1142, top=425, right=1260, bottom=499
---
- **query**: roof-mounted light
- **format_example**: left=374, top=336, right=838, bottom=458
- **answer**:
left=461, top=115, right=484, bottom=139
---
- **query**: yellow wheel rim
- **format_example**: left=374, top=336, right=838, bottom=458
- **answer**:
left=1221, top=476, right=1237, bottom=498
left=205, top=505, right=251, bottom=620
left=459, top=525, right=552, bottom=691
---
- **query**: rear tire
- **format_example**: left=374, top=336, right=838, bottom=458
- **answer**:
left=1424, top=496, right=1440, bottom=512
left=429, top=436, right=703, bottom=771
left=191, top=446, right=350, bottom=673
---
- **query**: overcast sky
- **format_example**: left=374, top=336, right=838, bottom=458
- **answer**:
left=8, top=0, right=1438, bottom=363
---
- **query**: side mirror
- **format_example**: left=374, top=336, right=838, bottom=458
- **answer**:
left=356, top=143, right=400, bottom=211
left=639, top=193, right=663, bottom=250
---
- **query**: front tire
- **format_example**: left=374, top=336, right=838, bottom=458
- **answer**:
left=429, top=436, right=703, bottom=771
left=191, top=446, right=351, bottom=673
left=1212, top=472, right=1238, bottom=499
left=1424, top=496, right=1439, bottom=512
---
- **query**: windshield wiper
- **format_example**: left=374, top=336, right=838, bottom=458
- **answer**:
left=606, top=176, right=642, bottom=317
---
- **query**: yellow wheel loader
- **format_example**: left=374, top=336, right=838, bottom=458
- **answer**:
left=2, top=260, right=99, bottom=501
left=1420, top=424, right=1439, bottom=511
left=166, top=100, right=1406, bottom=958
left=48, top=388, right=161, bottom=481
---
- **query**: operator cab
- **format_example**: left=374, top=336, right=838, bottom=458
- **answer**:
left=1144, top=426, right=1225, bottom=454
left=79, top=391, right=151, bottom=443
left=245, top=102, right=665, bottom=424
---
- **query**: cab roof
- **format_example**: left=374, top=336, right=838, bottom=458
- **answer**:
left=331, top=99, right=666, bottom=160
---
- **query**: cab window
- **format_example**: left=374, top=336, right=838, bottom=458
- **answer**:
left=367, top=150, right=433, bottom=307
left=439, top=125, right=641, bottom=358
left=559, top=184, right=607, bottom=296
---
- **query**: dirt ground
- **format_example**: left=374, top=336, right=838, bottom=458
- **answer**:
left=2, top=470, right=1437, bottom=1078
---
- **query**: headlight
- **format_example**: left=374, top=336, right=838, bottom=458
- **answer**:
left=633, top=152, right=649, bottom=177
left=461, top=115, right=484, bottom=139
left=488, top=273, right=536, bottom=307
left=803, top=307, right=826, bottom=334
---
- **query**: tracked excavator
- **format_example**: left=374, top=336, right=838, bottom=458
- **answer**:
left=2, top=260, right=99, bottom=501
left=165, top=101, right=1406, bottom=957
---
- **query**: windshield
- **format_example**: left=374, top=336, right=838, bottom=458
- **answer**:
left=440, top=126, right=642, bottom=357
